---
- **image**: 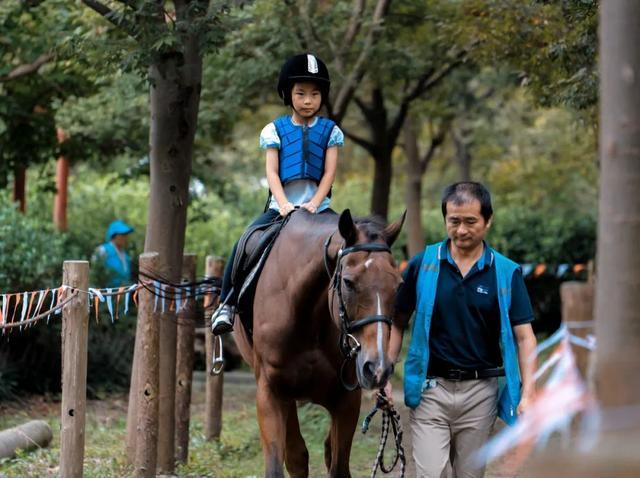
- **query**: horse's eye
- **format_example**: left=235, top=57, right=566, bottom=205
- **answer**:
left=343, top=277, right=355, bottom=290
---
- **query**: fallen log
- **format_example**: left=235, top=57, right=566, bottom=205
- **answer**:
left=0, top=420, right=53, bottom=459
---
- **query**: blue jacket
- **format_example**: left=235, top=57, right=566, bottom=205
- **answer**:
left=273, top=116, right=335, bottom=184
left=403, top=241, right=522, bottom=425
left=99, top=241, right=132, bottom=287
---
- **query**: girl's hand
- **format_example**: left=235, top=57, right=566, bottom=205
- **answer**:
left=301, top=202, right=318, bottom=214
left=279, top=202, right=295, bottom=216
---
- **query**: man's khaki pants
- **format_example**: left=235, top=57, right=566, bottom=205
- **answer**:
left=409, top=377, right=498, bottom=478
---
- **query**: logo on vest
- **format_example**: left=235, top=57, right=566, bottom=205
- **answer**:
left=476, top=285, right=489, bottom=295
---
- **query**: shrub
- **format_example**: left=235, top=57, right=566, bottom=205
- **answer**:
left=0, top=201, right=68, bottom=292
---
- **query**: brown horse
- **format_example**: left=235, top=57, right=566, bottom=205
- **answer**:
left=233, top=208, right=405, bottom=478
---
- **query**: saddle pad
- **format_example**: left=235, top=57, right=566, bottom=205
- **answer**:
left=233, top=215, right=291, bottom=338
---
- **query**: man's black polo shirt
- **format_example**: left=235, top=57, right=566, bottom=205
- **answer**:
left=395, top=241, right=534, bottom=370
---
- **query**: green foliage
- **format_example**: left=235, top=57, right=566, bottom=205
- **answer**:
left=54, top=72, right=149, bottom=168
left=0, top=198, right=68, bottom=292
left=464, top=0, right=598, bottom=110
left=490, top=206, right=596, bottom=264
left=0, top=0, right=97, bottom=186
left=0, top=387, right=386, bottom=477
left=76, top=0, right=234, bottom=75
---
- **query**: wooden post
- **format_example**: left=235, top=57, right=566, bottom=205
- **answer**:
left=126, top=320, right=141, bottom=463
left=175, top=253, right=197, bottom=463
left=157, top=318, right=178, bottom=471
left=560, top=282, right=594, bottom=381
left=205, top=256, right=225, bottom=440
left=60, top=260, right=89, bottom=478
left=134, top=253, right=160, bottom=478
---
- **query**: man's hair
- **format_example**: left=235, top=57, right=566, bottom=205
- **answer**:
left=441, top=182, right=493, bottom=221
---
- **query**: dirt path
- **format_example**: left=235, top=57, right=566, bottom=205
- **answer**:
left=0, top=370, right=525, bottom=477
left=195, top=371, right=523, bottom=478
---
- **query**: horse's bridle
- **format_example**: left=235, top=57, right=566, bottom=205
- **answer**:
left=323, top=232, right=394, bottom=390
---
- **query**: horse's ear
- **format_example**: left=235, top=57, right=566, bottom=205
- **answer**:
left=383, top=210, right=406, bottom=246
left=338, top=209, right=358, bottom=246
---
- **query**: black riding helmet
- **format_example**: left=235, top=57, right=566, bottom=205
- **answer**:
left=277, top=54, right=330, bottom=106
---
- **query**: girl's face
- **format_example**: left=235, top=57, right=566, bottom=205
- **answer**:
left=291, top=82, right=322, bottom=122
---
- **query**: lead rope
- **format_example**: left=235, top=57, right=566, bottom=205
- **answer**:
left=361, top=389, right=406, bottom=478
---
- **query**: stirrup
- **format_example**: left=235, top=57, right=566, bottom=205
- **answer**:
left=210, top=335, right=224, bottom=375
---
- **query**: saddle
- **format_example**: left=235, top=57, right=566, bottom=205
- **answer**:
left=231, top=215, right=290, bottom=337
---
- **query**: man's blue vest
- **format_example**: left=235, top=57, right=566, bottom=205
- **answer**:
left=273, top=116, right=336, bottom=184
left=100, top=241, right=132, bottom=288
left=403, top=241, right=522, bottom=425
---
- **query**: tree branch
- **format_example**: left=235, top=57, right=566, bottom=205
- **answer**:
left=387, top=47, right=471, bottom=145
left=288, top=0, right=319, bottom=53
left=407, top=45, right=477, bottom=102
left=81, top=0, right=138, bottom=37
left=114, top=0, right=138, bottom=9
left=330, top=0, right=391, bottom=124
left=353, top=95, right=375, bottom=123
left=419, top=123, right=447, bottom=174
left=343, top=0, right=366, bottom=50
left=341, top=126, right=376, bottom=156
left=0, top=53, right=54, bottom=83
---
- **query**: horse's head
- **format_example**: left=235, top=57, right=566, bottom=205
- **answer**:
left=329, top=209, right=405, bottom=390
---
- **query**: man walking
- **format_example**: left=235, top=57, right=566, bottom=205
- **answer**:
left=388, top=182, right=537, bottom=477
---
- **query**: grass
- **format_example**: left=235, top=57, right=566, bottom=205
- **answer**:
left=0, top=383, right=395, bottom=477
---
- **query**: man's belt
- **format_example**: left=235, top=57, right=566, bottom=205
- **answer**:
left=428, top=365, right=505, bottom=381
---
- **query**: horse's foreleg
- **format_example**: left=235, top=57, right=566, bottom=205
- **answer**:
left=256, top=377, right=289, bottom=478
left=324, top=430, right=332, bottom=471
left=327, top=390, right=361, bottom=478
left=284, top=402, right=309, bottom=478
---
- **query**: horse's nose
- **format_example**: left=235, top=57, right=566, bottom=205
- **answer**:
left=362, top=359, right=392, bottom=389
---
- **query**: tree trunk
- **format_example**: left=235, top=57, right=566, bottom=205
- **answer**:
left=594, top=0, right=640, bottom=411
left=54, top=128, right=69, bottom=231
left=370, top=150, right=392, bottom=220
left=403, top=118, right=425, bottom=257
left=527, top=4, right=640, bottom=476
left=452, top=126, right=472, bottom=182
left=53, top=157, right=69, bottom=232
left=13, top=165, right=26, bottom=213
left=127, top=47, right=203, bottom=472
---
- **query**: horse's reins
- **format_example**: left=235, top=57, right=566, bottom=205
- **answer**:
left=361, top=389, right=406, bottom=478
left=323, top=233, right=394, bottom=391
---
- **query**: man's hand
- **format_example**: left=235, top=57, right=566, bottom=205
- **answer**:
left=517, top=389, right=535, bottom=415
left=382, top=381, right=394, bottom=405
left=279, top=202, right=295, bottom=216
left=368, top=381, right=394, bottom=406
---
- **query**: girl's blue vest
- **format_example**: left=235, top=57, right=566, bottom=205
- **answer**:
left=403, top=241, right=522, bottom=425
left=273, top=116, right=335, bottom=184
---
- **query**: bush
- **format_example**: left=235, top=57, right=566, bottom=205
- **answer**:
left=489, top=205, right=596, bottom=264
left=0, top=200, right=69, bottom=292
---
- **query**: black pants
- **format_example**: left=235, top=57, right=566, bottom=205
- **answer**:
left=219, top=207, right=335, bottom=304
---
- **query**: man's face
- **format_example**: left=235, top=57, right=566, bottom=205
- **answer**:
left=112, top=234, right=129, bottom=249
left=444, top=198, right=491, bottom=252
left=291, top=82, right=322, bottom=118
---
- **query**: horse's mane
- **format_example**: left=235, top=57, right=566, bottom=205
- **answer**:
left=353, top=214, right=388, bottom=242
left=295, top=211, right=391, bottom=242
